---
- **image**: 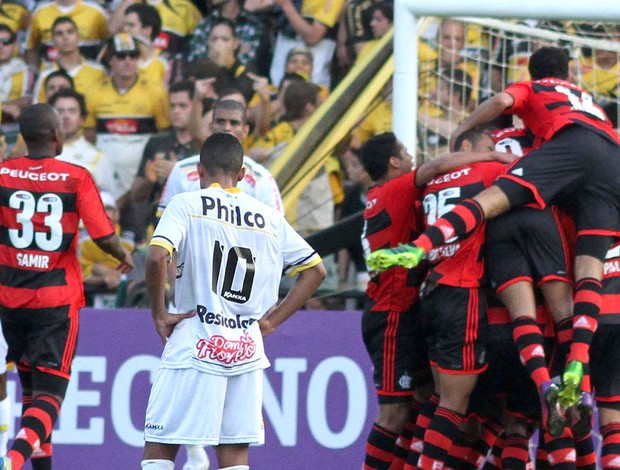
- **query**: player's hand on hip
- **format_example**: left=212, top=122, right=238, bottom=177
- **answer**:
left=155, top=310, right=196, bottom=343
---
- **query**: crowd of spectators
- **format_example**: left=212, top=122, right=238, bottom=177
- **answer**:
left=0, top=0, right=618, bottom=306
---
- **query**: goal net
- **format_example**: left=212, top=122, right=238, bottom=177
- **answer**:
left=416, top=17, right=620, bottom=162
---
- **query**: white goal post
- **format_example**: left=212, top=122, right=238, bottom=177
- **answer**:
left=394, top=0, right=620, bottom=154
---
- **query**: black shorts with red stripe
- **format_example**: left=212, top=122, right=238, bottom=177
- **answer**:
left=419, top=285, right=487, bottom=374
left=495, top=125, right=620, bottom=238
left=362, top=303, right=430, bottom=404
left=486, top=206, right=572, bottom=292
left=1, top=305, right=79, bottom=384
left=591, top=324, right=620, bottom=411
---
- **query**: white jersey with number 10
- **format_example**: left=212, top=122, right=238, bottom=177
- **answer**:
left=150, top=184, right=321, bottom=376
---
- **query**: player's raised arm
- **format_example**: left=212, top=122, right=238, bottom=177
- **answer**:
left=415, top=147, right=516, bottom=187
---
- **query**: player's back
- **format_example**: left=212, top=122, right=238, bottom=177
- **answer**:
left=0, top=156, right=113, bottom=311
left=506, top=78, right=620, bottom=145
left=162, top=185, right=288, bottom=318
left=363, top=170, right=425, bottom=311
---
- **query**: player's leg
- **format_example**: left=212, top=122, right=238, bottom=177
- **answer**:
left=6, top=369, right=66, bottom=470
left=362, top=308, right=424, bottom=469
left=403, top=392, right=439, bottom=470
left=217, top=370, right=263, bottom=470
left=416, top=287, right=487, bottom=470
left=599, top=407, right=620, bottom=470
left=214, top=444, right=249, bottom=469
left=142, top=442, right=180, bottom=469
left=390, top=360, right=434, bottom=470
left=590, top=324, right=620, bottom=469
left=417, top=371, right=479, bottom=470
left=499, top=280, right=565, bottom=436
left=560, top=243, right=609, bottom=408
left=4, top=311, right=78, bottom=470
left=0, top=324, right=10, bottom=457
left=501, top=415, right=532, bottom=470
left=143, top=368, right=228, bottom=470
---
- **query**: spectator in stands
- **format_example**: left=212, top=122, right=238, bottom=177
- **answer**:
left=188, top=0, right=270, bottom=74
left=578, top=25, right=620, bottom=97
left=122, top=3, right=169, bottom=85
left=419, top=19, right=480, bottom=107
left=418, top=69, right=474, bottom=159
left=10, top=71, right=75, bottom=157
left=250, top=0, right=345, bottom=88
left=80, top=191, right=134, bottom=291
left=129, top=81, right=200, bottom=242
left=284, top=46, right=313, bottom=79
left=42, top=70, right=74, bottom=102
left=25, top=0, right=109, bottom=65
left=200, top=18, right=257, bottom=103
left=0, top=0, right=29, bottom=36
left=249, top=79, right=320, bottom=165
left=282, top=47, right=329, bottom=100
left=84, top=33, right=170, bottom=222
left=354, top=1, right=393, bottom=64
left=337, top=0, right=386, bottom=67
left=349, top=79, right=393, bottom=151
left=50, top=88, right=116, bottom=195
left=32, top=16, right=107, bottom=104
left=110, top=0, right=202, bottom=58
left=0, top=24, right=32, bottom=122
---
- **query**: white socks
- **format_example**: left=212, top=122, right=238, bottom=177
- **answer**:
left=0, top=397, right=10, bottom=455
left=219, top=466, right=249, bottom=470
left=141, top=459, right=174, bottom=469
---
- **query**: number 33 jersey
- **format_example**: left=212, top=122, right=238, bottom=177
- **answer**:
left=0, top=157, right=115, bottom=314
left=151, top=184, right=322, bottom=376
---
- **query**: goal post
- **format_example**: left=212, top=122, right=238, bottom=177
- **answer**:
left=394, top=0, right=620, bottom=155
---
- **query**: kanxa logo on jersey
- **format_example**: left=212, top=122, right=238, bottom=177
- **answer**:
left=201, top=196, right=265, bottom=228
left=196, top=304, right=257, bottom=329
left=196, top=332, right=256, bottom=364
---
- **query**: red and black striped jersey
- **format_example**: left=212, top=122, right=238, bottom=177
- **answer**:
left=362, top=170, right=426, bottom=312
left=601, top=242, right=620, bottom=324
left=0, top=156, right=115, bottom=316
left=422, top=162, right=506, bottom=288
left=505, top=78, right=620, bottom=146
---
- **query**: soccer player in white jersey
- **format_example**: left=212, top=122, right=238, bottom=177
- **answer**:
left=141, top=133, right=326, bottom=470
left=158, top=99, right=283, bottom=219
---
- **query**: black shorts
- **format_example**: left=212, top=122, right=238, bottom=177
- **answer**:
left=591, top=324, right=620, bottom=410
left=419, top=285, right=487, bottom=374
left=0, top=306, right=79, bottom=381
left=496, top=125, right=620, bottom=237
left=362, top=305, right=430, bottom=404
left=469, top=324, right=541, bottom=421
left=486, top=207, right=572, bottom=292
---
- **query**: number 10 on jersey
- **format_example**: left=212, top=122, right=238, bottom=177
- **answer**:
left=212, top=241, right=256, bottom=304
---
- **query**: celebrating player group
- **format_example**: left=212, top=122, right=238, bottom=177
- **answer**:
left=362, top=46, right=620, bottom=469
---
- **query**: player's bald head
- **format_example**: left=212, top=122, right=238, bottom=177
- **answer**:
left=200, top=132, right=244, bottom=175
left=19, top=103, right=62, bottom=146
